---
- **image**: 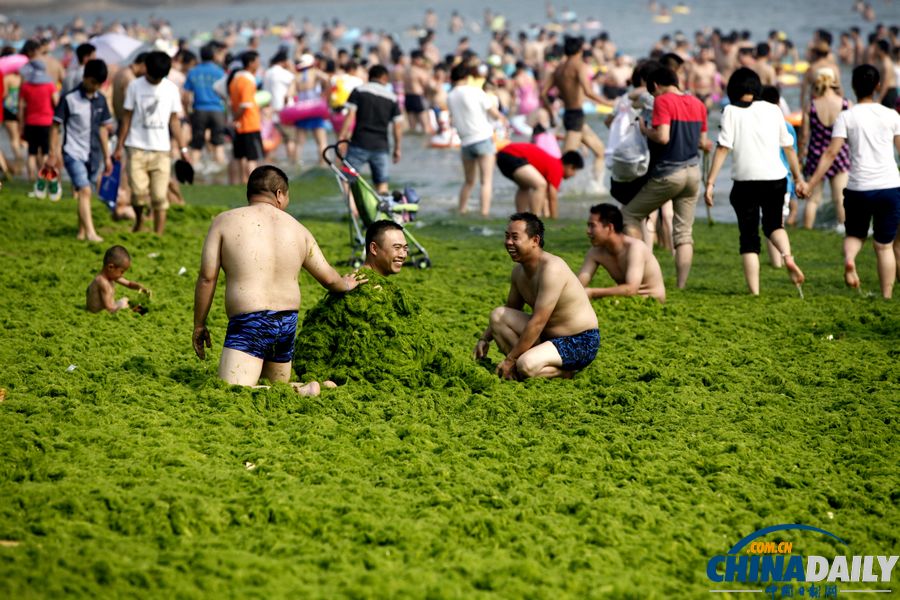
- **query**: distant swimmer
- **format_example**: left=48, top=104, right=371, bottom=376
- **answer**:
left=544, top=35, right=611, bottom=192
left=474, top=212, right=600, bottom=380
left=577, top=204, right=666, bottom=302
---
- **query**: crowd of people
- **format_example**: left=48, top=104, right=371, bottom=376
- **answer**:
left=0, top=4, right=898, bottom=390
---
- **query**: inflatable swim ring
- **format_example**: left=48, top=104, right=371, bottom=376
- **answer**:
left=280, top=98, right=330, bottom=124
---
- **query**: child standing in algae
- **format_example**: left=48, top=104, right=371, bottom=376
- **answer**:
left=86, top=245, right=151, bottom=313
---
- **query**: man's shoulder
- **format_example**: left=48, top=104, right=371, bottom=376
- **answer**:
left=355, top=82, right=397, bottom=102
left=541, top=251, right=572, bottom=273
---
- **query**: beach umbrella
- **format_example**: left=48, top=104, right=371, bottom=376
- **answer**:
left=89, top=33, right=145, bottom=66
left=0, top=54, right=27, bottom=75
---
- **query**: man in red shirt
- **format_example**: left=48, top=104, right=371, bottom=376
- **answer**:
left=18, top=40, right=59, bottom=185
left=496, top=142, right=584, bottom=218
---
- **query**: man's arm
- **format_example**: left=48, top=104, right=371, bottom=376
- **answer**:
left=338, top=105, right=356, bottom=141
left=497, top=264, right=565, bottom=375
left=169, top=112, right=190, bottom=162
left=17, top=93, right=24, bottom=133
left=783, top=145, right=805, bottom=197
left=576, top=250, right=600, bottom=286
left=301, top=233, right=366, bottom=293
left=642, top=121, right=670, bottom=145
left=99, top=123, right=113, bottom=175
left=704, top=144, right=730, bottom=206
left=474, top=273, right=525, bottom=358
left=113, top=109, right=132, bottom=162
left=585, top=244, right=645, bottom=299
left=192, top=221, right=222, bottom=359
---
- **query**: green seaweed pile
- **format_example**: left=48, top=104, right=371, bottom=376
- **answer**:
left=295, top=269, right=495, bottom=392
left=0, top=178, right=898, bottom=598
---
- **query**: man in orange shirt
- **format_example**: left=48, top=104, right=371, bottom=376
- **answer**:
left=228, top=51, right=263, bottom=184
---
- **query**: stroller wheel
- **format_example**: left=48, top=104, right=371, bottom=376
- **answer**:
left=416, top=257, right=431, bottom=269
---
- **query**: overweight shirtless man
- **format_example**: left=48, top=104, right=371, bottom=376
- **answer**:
left=544, top=35, right=611, bottom=190
left=577, top=203, right=666, bottom=303
left=474, top=212, right=600, bottom=380
left=192, top=165, right=364, bottom=390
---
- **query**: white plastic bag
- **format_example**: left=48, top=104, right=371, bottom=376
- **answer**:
left=606, top=98, right=650, bottom=182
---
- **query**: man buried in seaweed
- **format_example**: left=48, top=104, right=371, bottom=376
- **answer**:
left=192, top=165, right=365, bottom=394
left=294, top=220, right=495, bottom=391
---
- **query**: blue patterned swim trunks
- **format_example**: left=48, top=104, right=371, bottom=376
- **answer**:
left=547, top=328, right=600, bottom=372
left=223, top=310, right=298, bottom=363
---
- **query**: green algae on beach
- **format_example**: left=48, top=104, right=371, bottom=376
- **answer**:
left=295, top=269, right=496, bottom=392
left=0, top=180, right=898, bottom=598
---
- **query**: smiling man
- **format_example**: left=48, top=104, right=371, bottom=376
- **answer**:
left=363, top=220, right=408, bottom=276
left=473, top=212, right=600, bottom=380
left=577, top=203, right=666, bottom=303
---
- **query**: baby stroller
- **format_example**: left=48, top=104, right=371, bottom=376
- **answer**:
left=323, top=141, right=431, bottom=269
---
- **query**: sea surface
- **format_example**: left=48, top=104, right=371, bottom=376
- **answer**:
left=3, top=0, right=897, bottom=221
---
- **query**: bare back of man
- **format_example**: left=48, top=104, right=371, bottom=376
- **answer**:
left=194, top=167, right=362, bottom=388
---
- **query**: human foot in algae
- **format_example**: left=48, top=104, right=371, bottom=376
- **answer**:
left=0, top=182, right=897, bottom=598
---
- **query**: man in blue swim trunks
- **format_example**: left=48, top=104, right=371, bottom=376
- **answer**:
left=474, top=212, right=600, bottom=380
left=192, top=165, right=365, bottom=392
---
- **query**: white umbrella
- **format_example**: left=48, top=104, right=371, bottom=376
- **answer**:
left=89, top=33, right=145, bottom=66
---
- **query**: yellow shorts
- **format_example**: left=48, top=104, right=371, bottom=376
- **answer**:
left=127, top=148, right=171, bottom=211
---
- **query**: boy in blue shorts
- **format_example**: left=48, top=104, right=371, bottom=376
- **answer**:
left=49, top=59, right=113, bottom=242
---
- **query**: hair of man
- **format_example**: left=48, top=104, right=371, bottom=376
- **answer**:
left=246, top=165, right=289, bottom=201
left=365, top=219, right=405, bottom=250
left=509, top=212, right=546, bottom=248
left=83, top=59, right=108, bottom=84
left=589, top=203, right=625, bottom=233
left=851, top=63, right=880, bottom=98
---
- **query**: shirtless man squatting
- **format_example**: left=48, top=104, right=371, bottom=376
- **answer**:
left=578, top=203, right=666, bottom=303
left=474, top=212, right=600, bottom=380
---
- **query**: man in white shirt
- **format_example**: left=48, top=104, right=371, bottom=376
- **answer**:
left=447, top=63, right=504, bottom=216
left=262, top=50, right=296, bottom=161
left=114, top=51, right=190, bottom=236
left=804, top=64, right=900, bottom=299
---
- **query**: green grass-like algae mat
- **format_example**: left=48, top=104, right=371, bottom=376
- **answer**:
left=0, top=178, right=897, bottom=598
